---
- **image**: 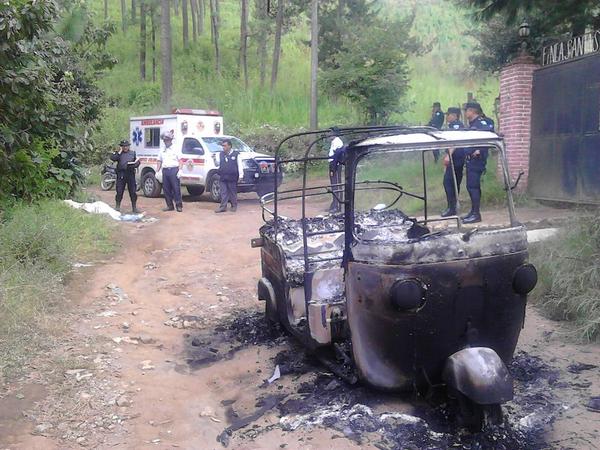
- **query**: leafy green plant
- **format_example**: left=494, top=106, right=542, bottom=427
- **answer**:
left=530, top=213, right=600, bottom=341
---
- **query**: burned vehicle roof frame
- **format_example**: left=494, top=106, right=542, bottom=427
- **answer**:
left=254, top=126, right=537, bottom=430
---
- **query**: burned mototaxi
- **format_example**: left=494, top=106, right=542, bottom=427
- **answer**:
left=252, top=126, right=537, bottom=429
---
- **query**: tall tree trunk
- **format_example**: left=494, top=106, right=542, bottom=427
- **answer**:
left=197, top=0, right=204, bottom=34
left=104, top=0, right=108, bottom=20
left=239, top=0, right=249, bottom=89
left=190, top=0, right=198, bottom=42
left=309, top=0, right=318, bottom=129
left=210, top=0, right=220, bottom=73
left=151, top=3, right=157, bottom=82
left=270, top=0, right=284, bottom=92
left=174, top=0, right=179, bottom=15
left=140, top=0, right=147, bottom=80
left=256, top=0, right=267, bottom=88
left=182, top=0, right=189, bottom=48
left=132, top=0, right=137, bottom=21
left=161, top=0, right=173, bottom=107
left=121, top=0, right=127, bottom=32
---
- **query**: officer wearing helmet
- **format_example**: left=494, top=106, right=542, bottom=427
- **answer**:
left=462, top=101, right=495, bottom=224
left=110, top=140, right=140, bottom=213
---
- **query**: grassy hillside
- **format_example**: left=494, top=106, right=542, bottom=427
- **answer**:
left=90, top=0, right=499, bottom=149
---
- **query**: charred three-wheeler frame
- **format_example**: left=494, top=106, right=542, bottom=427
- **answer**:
left=252, top=126, right=537, bottom=429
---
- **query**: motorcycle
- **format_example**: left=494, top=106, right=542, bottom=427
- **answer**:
left=100, top=163, right=117, bottom=191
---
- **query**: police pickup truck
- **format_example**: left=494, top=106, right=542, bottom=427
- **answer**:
left=130, top=109, right=281, bottom=201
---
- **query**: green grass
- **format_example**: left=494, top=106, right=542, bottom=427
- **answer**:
left=530, top=213, right=600, bottom=342
left=0, top=200, right=116, bottom=380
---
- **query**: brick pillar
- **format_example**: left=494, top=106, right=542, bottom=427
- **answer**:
left=498, top=55, right=539, bottom=190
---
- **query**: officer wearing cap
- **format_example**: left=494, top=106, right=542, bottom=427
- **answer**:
left=110, top=140, right=140, bottom=213
left=428, top=102, right=444, bottom=129
left=441, top=107, right=465, bottom=217
left=462, top=101, right=495, bottom=224
left=428, top=102, right=444, bottom=162
left=157, top=131, right=183, bottom=212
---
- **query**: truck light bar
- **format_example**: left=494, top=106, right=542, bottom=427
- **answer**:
left=171, top=108, right=222, bottom=116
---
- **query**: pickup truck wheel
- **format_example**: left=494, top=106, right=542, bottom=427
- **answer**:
left=186, top=185, right=205, bottom=196
left=142, top=172, right=162, bottom=198
left=208, top=174, right=221, bottom=203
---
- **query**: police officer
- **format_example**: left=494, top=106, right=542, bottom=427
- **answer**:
left=462, top=102, right=495, bottom=224
left=215, top=139, right=240, bottom=213
left=428, top=102, right=444, bottom=162
left=428, top=102, right=444, bottom=129
left=441, top=107, right=465, bottom=217
left=157, top=131, right=183, bottom=212
left=110, top=140, right=140, bottom=213
left=328, top=133, right=344, bottom=213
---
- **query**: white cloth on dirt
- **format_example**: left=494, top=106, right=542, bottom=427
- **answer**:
left=64, top=200, right=147, bottom=222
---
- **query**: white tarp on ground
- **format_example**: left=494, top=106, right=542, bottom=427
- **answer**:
left=64, top=200, right=155, bottom=223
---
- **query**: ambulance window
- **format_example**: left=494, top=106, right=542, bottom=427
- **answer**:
left=183, top=138, right=204, bottom=155
left=145, top=128, right=161, bottom=148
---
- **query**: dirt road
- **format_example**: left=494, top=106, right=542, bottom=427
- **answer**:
left=1, top=190, right=599, bottom=450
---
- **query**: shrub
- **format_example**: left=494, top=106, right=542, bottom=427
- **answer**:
left=530, top=213, right=600, bottom=341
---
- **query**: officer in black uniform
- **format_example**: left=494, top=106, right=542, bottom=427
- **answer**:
left=428, top=102, right=444, bottom=129
left=462, top=102, right=495, bottom=224
left=441, top=107, right=465, bottom=217
left=215, top=139, right=240, bottom=213
left=428, top=102, right=444, bottom=162
left=110, top=140, right=140, bottom=213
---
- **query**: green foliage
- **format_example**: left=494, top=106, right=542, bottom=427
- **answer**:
left=530, top=213, right=600, bottom=341
left=322, top=16, right=419, bottom=125
left=90, top=0, right=501, bottom=155
left=465, top=0, right=600, bottom=72
left=0, top=0, right=115, bottom=202
left=0, top=200, right=115, bottom=378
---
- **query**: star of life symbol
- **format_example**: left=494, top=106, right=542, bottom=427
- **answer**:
left=132, top=127, right=143, bottom=145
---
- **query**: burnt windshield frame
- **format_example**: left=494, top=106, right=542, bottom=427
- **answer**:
left=347, top=139, right=516, bottom=246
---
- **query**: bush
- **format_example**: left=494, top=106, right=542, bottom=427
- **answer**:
left=0, top=200, right=115, bottom=379
left=530, top=213, right=600, bottom=341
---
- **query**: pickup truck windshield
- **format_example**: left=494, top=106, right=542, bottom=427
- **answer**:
left=203, top=137, right=252, bottom=153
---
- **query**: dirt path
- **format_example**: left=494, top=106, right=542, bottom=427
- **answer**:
left=1, top=190, right=598, bottom=450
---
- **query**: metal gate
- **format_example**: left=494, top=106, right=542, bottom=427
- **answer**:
left=529, top=54, right=600, bottom=204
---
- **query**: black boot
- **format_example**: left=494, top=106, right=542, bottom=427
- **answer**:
left=132, top=201, right=140, bottom=214
left=441, top=207, right=456, bottom=217
left=115, top=201, right=121, bottom=212
left=462, top=211, right=482, bottom=224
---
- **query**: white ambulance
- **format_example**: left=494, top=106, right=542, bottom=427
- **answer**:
left=130, top=108, right=281, bottom=201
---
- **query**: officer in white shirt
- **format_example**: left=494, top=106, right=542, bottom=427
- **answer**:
left=157, top=131, right=183, bottom=212
left=328, top=134, right=344, bottom=213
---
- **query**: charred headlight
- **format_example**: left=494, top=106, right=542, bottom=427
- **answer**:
left=390, top=279, right=426, bottom=311
left=513, top=264, right=537, bottom=295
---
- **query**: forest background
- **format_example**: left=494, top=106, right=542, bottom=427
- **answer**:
left=92, top=0, right=500, bottom=159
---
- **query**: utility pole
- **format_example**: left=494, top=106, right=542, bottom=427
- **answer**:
left=309, top=0, right=318, bottom=130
